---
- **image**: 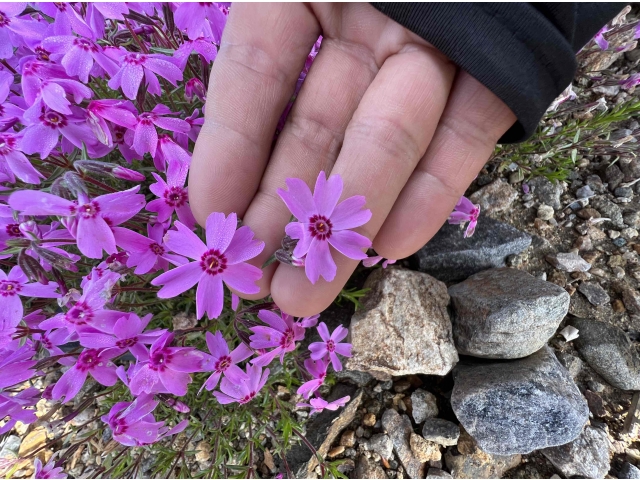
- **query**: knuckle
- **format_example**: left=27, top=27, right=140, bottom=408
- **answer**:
left=220, top=42, right=291, bottom=87
left=285, top=115, right=344, bottom=163
left=346, top=115, right=424, bottom=164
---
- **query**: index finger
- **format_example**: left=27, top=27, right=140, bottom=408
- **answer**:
left=188, top=4, right=320, bottom=225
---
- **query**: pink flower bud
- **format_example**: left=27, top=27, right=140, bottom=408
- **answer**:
left=185, top=78, right=206, bottom=103
left=112, top=166, right=145, bottom=182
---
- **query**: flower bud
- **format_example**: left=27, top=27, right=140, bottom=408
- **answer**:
left=112, top=166, right=145, bottom=182
left=18, top=250, right=49, bottom=284
left=185, top=78, right=206, bottom=103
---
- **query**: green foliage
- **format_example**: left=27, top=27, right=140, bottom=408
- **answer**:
left=493, top=98, right=640, bottom=181
left=336, top=287, right=370, bottom=310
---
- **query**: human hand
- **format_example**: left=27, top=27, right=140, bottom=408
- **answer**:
left=189, top=3, right=517, bottom=316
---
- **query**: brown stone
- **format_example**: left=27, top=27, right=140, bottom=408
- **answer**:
left=444, top=431, right=521, bottom=479
left=328, top=446, right=345, bottom=458
left=18, top=428, right=47, bottom=458
left=469, top=179, right=518, bottom=214
left=382, top=409, right=426, bottom=479
left=363, top=413, right=376, bottom=427
left=262, top=449, right=275, bottom=472
left=577, top=208, right=601, bottom=219
left=613, top=299, right=626, bottom=313
left=340, top=430, right=356, bottom=448
left=410, top=433, right=441, bottom=463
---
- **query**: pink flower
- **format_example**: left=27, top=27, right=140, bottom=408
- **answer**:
left=174, top=109, right=203, bottom=149
left=278, top=171, right=372, bottom=284
left=39, top=270, right=122, bottom=334
left=0, top=344, right=36, bottom=389
left=447, top=196, right=480, bottom=238
left=146, top=170, right=196, bottom=230
left=0, top=131, right=44, bottom=184
left=250, top=310, right=306, bottom=367
left=0, top=265, right=60, bottom=330
left=0, top=3, right=28, bottom=59
left=86, top=99, right=138, bottom=147
left=174, top=3, right=227, bottom=42
left=594, top=26, right=609, bottom=50
left=35, top=3, right=93, bottom=38
left=102, top=393, right=188, bottom=447
left=51, top=348, right=119, bottom=403
left=185, top=78, right=206, bottom=103
left=213, top=364, right=270, bottom=405
left=34, top=457, right=67, bottom=479
left=296, top=395, right=350, bottom=415
left=363, top=256, right=396, bottom=268
left=153, top=134, right=192, bottom=174
left=308, top=322, right=352, bottom=372
left=129, top=105, right=190, bottom=157
left=113, top=223, right=186, bottom=275
left=0, top=387, right=39, bottom=435
left=9, top=186, right=146, bottom=258
left=173, top=38, right=218, bottom=71
left=297, top=357, right=329, bottom=399
left=79, top=313, right=164, bottom=360
left=129, top=332, right=206, bottom=396
left=202, top=331, right=253, bottom=391
left=151, top=212, right=264, bottom=320
left=107, top=51, right=183, bottom=100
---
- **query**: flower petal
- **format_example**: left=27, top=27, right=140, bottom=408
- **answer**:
left=277, top=178, right=316, bottom=221
left=163, top=221, right=207, bottom=259
left=330, top=196, right=371, bottom=230
left=152, top=262, right=202, bottom=298
left=304, top=238, right=336, bottom=284
left=313, top=172, right=342, bottom=217
left=205, top=212, right=237, bottom=252
left=196, top=273, right=224, bottom=319
left=328, top=230, right=370, bottom=261
left=222, top=262, right=262, bottom=295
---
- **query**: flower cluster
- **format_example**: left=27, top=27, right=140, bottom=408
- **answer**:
left=0, top=2, right=475, bottom=476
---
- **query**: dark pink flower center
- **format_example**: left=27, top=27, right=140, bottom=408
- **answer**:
left=41, top=111, right=67, bottom=128
left=0, top=135, right=15, bottom=155
left=77, top=349, right=101, bottom=372
left=326, top=339, right=336, bottom=353
left=240, top=392, right=256, bottom=404
left=41, top=337, right=52, bottom=349
left=35, top=46, right=50, bottom=61
left=164, top=186, right=187, bottom=207
left=308, top=215, right=333, bottom=240
left=78, top=201, right=100, bottom=219
left=0, top=280, right=20, bottom=297
left=0, top=11, right=10, bottom=28
left=5, top=223, right=22, bottom=238
left=124, top=53, right=146, bottom=66
left=200, top=249, right=227, bottom=275
left=73, top=37, right=97, bottom=52
left=279, top=328, right=295, bottom=349
left=65, top=302, right=93, bottom=325
left=110, top=417, right=128, bottom=435
left=150, top=243, right=164, bottom=255
left=149, top=349, right=171, bottom=371
left=54, top=3, right=67, bottom=11
left=214, top=355, right=232, bottom=373
left=116, top=337, right=138, bottom=349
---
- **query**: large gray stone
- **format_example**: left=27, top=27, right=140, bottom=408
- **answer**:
left=451, top=346, right=589, bottom=455
left=411, top=389, right=438, bottom=423
left=468, top=179, right=518, bottom=214
left=619, top=462, right=640, bottom=479
left=346, top=268, right=458, bottom=379
left=416, top=216, right=531, bottom=282
left=381, top=409, right=426, bottom=479
left=529, top=176, right=563, bottom=210
left=570, top=318, right=640, bottom=390
left=541, top=426, right=610, bottom=479
left=448, top=268, right=570, bottom=359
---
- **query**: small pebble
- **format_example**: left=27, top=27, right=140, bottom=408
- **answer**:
left=537, top=204, right=555, bottom=220
left=340, top=430, right=356, bottom=448
left=615, top=186, right=634, bottom=198
left=363, top=413, right=376, bottom=427
left=614, top=237, right=628, bottom=247
left=576, top=185, right=595, bottom=198
left=613, top=299, right=626, bottom=313
left=609, top=230, right=621, bottom=239
left=327, top=446, right=345, bottom=458
left=622, top=228, right=639, bottom=240
left=613, top=266, right=626, bottom=279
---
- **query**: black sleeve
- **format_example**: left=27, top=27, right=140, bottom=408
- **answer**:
left=371, top=3, right=623, bottom=143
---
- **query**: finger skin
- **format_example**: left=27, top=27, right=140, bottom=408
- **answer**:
left=188, top=4, right=320, bottom=226
left=239, top=35, right=379, bottom=298
left=373, top=71, right=517, bottom=260
left=271, top=44, right=456, bottom=316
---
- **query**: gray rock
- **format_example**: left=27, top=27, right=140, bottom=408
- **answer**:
left=537, top=204, right=555, bottom=220
left=591, top=197, right=625, bottom=228
left=422, top=419, right=460, bottom=446
left=621, top=158, right=640, bottom=181
left=624, top=212, right=640, bottom=229
left=468, top=179, right=518, bottom=214
left=615, top=186, right=634, bottom=198
left=363, top=433, right=393, bottom=460
left=541, top=426, right=610, bottom=479
left=578, top=282, right=611, bottom=306
left=444, top=431, right=521, bottom=479
left=381, top=409, right=426, bottom=479
left=427, top=468, right=453, bottom=479
left=334, top=369, right=374, bottom=387
left=355, top=456, right=387, bottom=479
left=546, top=252, right=591, bottom=272
left=411, top=389, right=438, bottom=423
left=346, top=268, right=458, bottom=379
left=619, top=284, right=640, bottom=315
left=577, top=185, right=596, bottom=199
left=554, top=351, right=584, bottom=379
left=619, top=462, right=640, bottom=479
left=0, top=435, right=21, bottom=459
left=529, top=176, right=563, bottom=209
left=586, top=175, right=606, bottom=193
left=417, top=216, right=532, bottom=282
left=451, top=346, right=589, bottom=455
left=448, top=268, right=570, bottom=359
left=605, top=164, right=625, bottom=191
left=570, top=318, right=640, bottom=390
